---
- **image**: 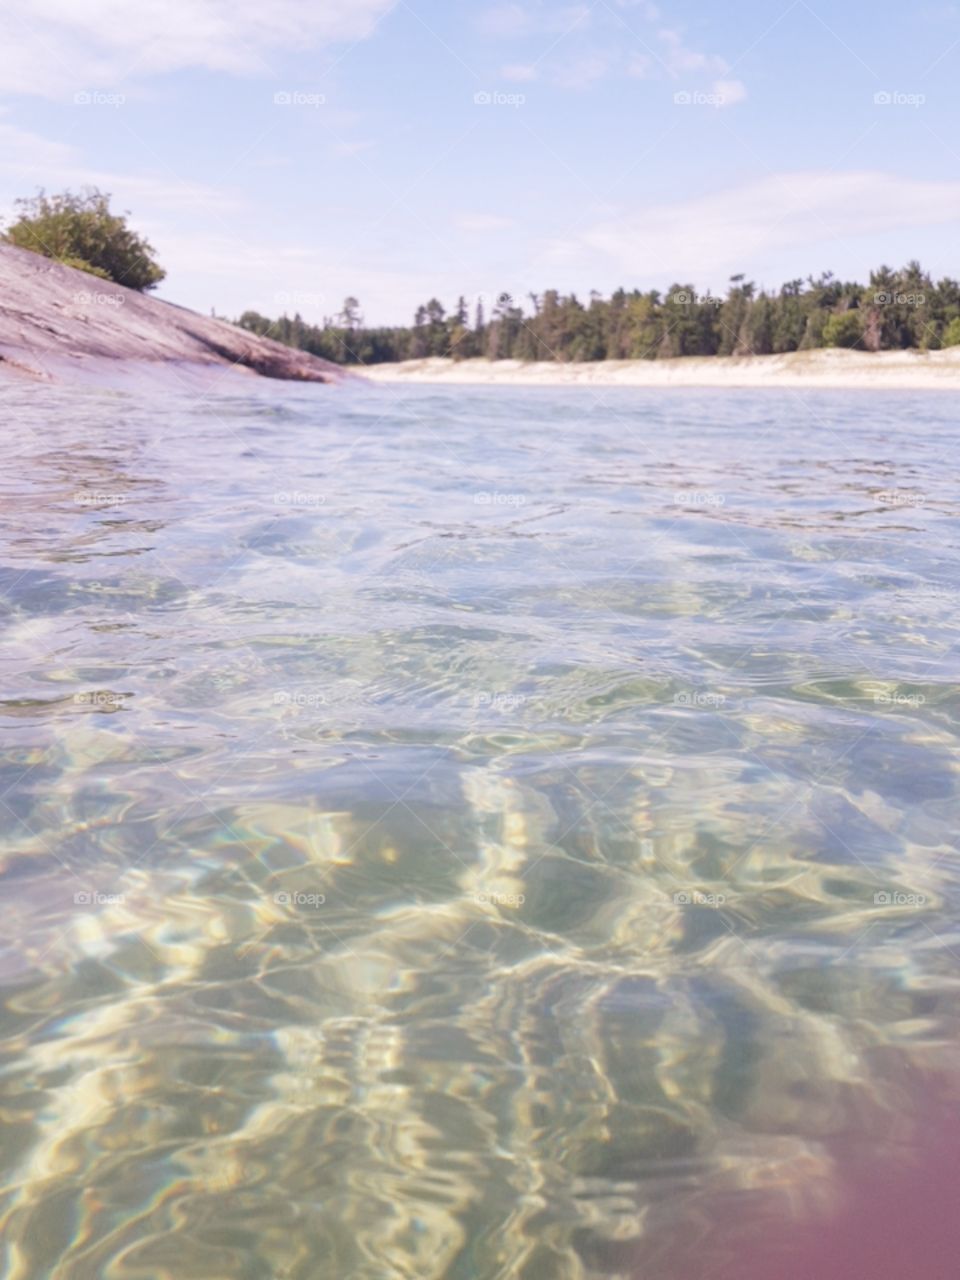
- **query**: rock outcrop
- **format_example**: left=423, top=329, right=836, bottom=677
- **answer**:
left=0, top=243, right=348, bottom=387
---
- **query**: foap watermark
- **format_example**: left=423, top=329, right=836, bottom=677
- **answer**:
left=74, top=90, right=125, bottom=107
left=874, top=90, right=925, bottom=108
left=474, top=491, right=526, bottom=507
left=873, top=690, right=926, bottom=708
left=476, top=289, right=530, bottom=315
left=73, top=491, right=127, bottom=507
left=670, top=290, right=724, bottom=308
left=73, top=290, right=124, bottom=308
left=74, top=890, right=125, bottom=906
left=273, top=690, right=327, bottom=708
left=674, top=691, right=726, bottom=709
left=274, top=90, right=326, bottom=107
left=875, top=291, right=926, bottom=307
left=674, top=491, right=725, bottom=508
left=274, top=290, right=326, bottom=311
left=475, top=691, right=527, bottom=712
left=274, top=890, right=326, bottom=909
left=876, top=490, right=925, bottom=508
left=674, top=890, right=727, bottom=907
left=476, top=890, right=526, bottom=907
left=274, top=490, right=326, bottom=508
left=874, top=890, right=927, bottom=907
left=474, top=90, right=526, bottom=107
left=73, top=691, right=125, bottom=710
left=674, top=89, right=726, bottom=108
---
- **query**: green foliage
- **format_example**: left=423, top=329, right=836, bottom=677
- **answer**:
left=4, top=188, right=165, bottom=291
left=56, top=255, right=113, bottom=281
left=822, top=310, right=864, bottom=348
left=237, top=264, right=960, bottom=365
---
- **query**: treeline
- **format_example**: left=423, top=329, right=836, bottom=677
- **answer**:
left=236, top=263, right=960, bottom=365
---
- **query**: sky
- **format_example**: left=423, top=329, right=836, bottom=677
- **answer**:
left=1, top=0, right=959, bottom=325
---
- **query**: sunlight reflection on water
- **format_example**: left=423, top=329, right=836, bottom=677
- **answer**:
left=1, top=382, right=959, bottom=1279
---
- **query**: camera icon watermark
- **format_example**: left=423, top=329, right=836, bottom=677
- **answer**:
left=274, top=290, right=326, bottom=310
left=474, top=691, right=527, bottom=711
left=475, top=289, right=531, bottom=315
left=873, top=689, right=926, bottom=707
left=873, top=890, right=927, bottom=907
left=474, top=491, right=526, bottom=507
left=670, top=290, right=723, bottom=307
left=476, top=891, right=526, bottom=907
left=674, top=890, right=726, bottom=907
left=73, top=290, right=124, bottom=308
left=274, top=490, right=326, bottom=508
left=73, top=491, right=127, bottom=507
left=273, top=890, right=326, bottom=908
left=673, top=691, right=726, bottom=709
left=874, top=290, right=925, bottom=306
left=876, top=489, right=925, bottom=507
left=74, top=90, right=126, bottom=108
left=474, top=90, right=526, bottom=107
left=73, top=691, right=125, bottom=710
left=273, top=690, right=327, bottom=708
left=674, top=491, right=725, bottom=507
left=274, top=90, right=326, bottom=107
left=674, top=89, right=726, bottom=108
left=874, top=90, right=925, bottom=108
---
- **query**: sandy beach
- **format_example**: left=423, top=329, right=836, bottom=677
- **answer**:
left=362, top=348, right=960, bottom=390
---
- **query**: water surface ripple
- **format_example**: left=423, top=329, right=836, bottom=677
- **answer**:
left=1, top=384, right=959, bottom=1279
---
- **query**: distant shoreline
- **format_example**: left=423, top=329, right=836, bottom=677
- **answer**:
left=360, top=349, right=960, bottom=390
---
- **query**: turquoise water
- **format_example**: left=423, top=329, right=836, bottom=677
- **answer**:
left=1, top=382, right=959, bottom=1279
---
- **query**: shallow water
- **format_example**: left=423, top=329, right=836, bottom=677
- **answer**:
left=1, top=381, right=959, bottom=1279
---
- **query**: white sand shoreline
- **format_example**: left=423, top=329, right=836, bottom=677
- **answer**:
left=361, top=349, right=960, bottom=390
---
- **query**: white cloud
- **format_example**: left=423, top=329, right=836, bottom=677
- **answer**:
left=501, top=63, right=539, bottom=81
left=477, top=5, right=741, bottom=96
left=0, top=118, right=75, bottom=171
left=657, top=27, right=728, bottom=76
left=0, top=119, right=236, bottom=216
left=554, top=52, right=612, bottom=89
left=713, top=78, right=747, bottom=107
left=478, top=4, right=531, bottom=36
left=0, top=146, right=443, bottom=323
left=0, top=0, right=396, bottom=96
left=477, top=3, right=592, bottom=38
left=564, top=171, right=960, bottom=283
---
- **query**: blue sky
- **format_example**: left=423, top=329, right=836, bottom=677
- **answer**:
left=1, top=0, right=959, bottom=324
